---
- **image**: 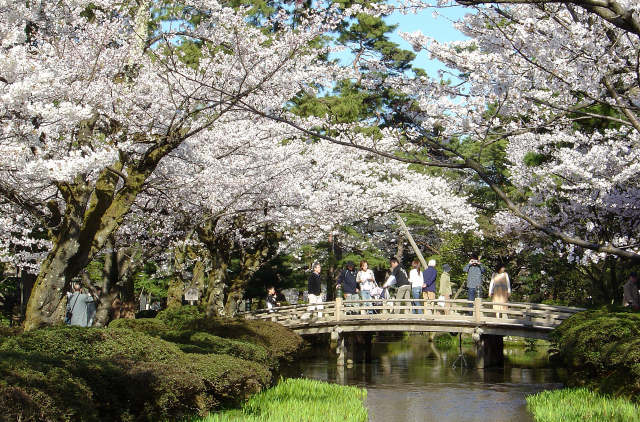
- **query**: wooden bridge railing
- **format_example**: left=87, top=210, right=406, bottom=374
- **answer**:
left=242, top=298, right=585, bottom=332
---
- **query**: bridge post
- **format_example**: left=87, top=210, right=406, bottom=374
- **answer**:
left=475, top=334, right=504, bottom=368
left=474, top=297, right=482, bottom=323
left=335, top=297, right=342, bottom=322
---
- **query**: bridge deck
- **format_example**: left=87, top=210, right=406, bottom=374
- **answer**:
left=242, top=298, right=585, bottom=340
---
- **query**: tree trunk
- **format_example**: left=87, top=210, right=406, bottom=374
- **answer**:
left=326, top=234, right=336, bottom=301
left=223, top=241, right=270, bottom=316
left=206, top=266, right=227, bottom=317
left=93, top=235, right=119, bottom=327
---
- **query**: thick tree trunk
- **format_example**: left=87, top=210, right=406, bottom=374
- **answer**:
left=24, top=239, right=82, bottom=329
left=166, top=277, right=184, bottom=308
left=93, top=235, right=119, bottom=327
left=223, top=242, right=269, bottom=316
left=206, top=266, right=227, bottom=317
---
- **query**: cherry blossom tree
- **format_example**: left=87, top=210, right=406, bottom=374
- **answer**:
left=1, top=0, right=479, bottom=327
left=0, top=0, right=348, bottom=329
left=279, top=0, right=640, bottom=262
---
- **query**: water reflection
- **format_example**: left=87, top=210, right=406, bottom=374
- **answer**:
left=281, top=336, right=565, bottom=422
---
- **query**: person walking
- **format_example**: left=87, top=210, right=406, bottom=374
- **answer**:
left=306, top=262, right=324, bottom=318
left=439, top=264, right=452, bottom=315
left=384, top=258, right=411, bottom=314
left=489, top=264, right=511, bottom=318
left=67, top=282, right=92, bottom=327
left=337, top=260, right=360, bottom=313
left=357, top=260, right=376, bottom=315
left=422, top=260, right=437, bottom=314
left=622, top=271, right=639, bottom=310
left=409, top=260, right=423, bottom=314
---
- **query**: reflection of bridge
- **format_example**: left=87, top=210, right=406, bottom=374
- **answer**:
left=243, top=298, right=585, bottom=368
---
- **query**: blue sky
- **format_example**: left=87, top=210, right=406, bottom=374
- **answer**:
left=332, top=4, right=470, bottom=78
left=386, top=5, right=469, bottom=77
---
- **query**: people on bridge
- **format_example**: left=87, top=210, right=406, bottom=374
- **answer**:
left=384, top=257, right=411, bottom=314
left=422, top=260, right=437, bottom=314
left=337, top=260, right=359, bottom=313
left=622, top=271, right=639, bottom=310
left=266, top=286, right=280, bottom=312
left=439, top=264, right=452, bottom=315
left=489, top=264, right=511, bottom=318
left=357, top=260, right=376, bottom=315
left=463, top=253, right=486, bottom=304
left=409, top=260, right=423, bottom=314
left=306, top=262, right=324, bottom=318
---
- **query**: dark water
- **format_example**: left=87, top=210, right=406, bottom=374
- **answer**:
left=281, top=336, right=566, bottom=422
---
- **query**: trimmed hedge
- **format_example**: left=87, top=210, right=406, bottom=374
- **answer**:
left=0, top=308, right=304, bottom=421
left=550, top=306, right=640, bottom=398
left=156, top=306, right=304, bottom=360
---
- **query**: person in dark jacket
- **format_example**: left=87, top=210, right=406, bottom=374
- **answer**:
left=266, top=286, right=280, bottom=311
left=463, top=253, right=486, bottom=313
left=336, top=260, right=359, bottom=312
left=306, top=262, right=324, bottom=318
left=422, top=259, right=437, bottom=314
left=384, top=257, right=411, bottom=314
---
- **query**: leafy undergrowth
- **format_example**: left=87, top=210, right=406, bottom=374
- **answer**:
left=527, top=388, right=640, bottom=422
left=0, top=306, right=304, bottom=421
left=195, top=378, right=369, bottom=422
left=549, top=306, right=640, bottom=398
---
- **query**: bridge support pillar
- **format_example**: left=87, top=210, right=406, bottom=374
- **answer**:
left=364, top=332, right=372, bottom=363
left=476, top=334, right=504, bottom=368
left=337, top=335, right=346, bottom=366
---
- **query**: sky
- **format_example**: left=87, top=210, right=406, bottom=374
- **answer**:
left=331, top=4, right=471, bottom=78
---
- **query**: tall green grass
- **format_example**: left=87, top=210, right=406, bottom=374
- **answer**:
left=197, top=378, right=368, bottom=422
left=526, top=387, right=640, bottom=422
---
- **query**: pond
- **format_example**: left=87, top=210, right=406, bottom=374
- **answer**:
left=281, top=335, right=566, bottom=422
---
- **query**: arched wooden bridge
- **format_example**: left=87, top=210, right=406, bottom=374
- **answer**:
left=242, top=297, right=585, bottom=340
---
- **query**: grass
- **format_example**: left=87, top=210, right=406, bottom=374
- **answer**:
left=526, top=387, right=640, bottom=422
left=195, top=378, right=368, bottom=422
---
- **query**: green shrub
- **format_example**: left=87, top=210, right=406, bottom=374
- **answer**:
left=158, top=331, right=271, bottom=365
left=433, top=332, right=457, bottom=346
left=108, top=318, right=168, bottom=332
left=156, top=305, right=206, bottom=328
left=196, top=378, right=368, bottom=422
left=550, top=306, right=640, bottom=397
left=0, top=327, right=273, bottom=421
left=0, top=327, right=183, bottom=362
left=527, top=387, right=640, bottom=422
left=182, top=318, right=304, bottom=360
left=0, top=307, right=304, bottom=421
